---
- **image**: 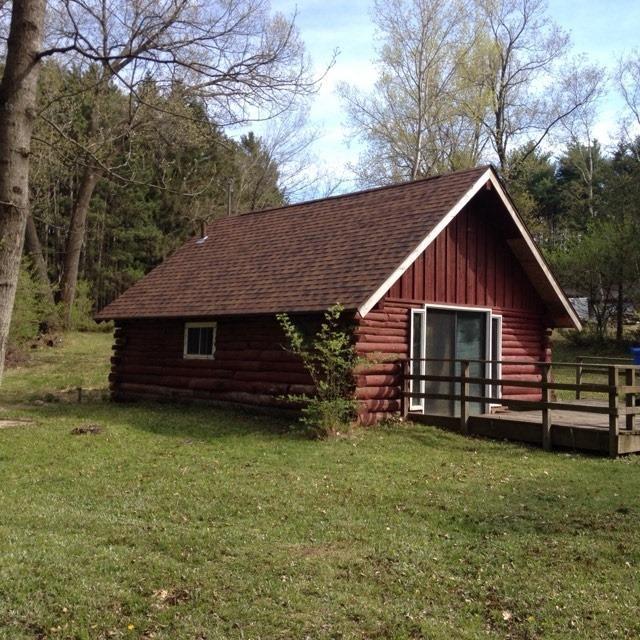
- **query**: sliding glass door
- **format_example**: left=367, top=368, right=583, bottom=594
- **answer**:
left=410, top=306, right=500, bottom=417
left=451, top=311, right=487, bottom=415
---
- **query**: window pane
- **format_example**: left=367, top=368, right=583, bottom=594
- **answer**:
left=201, top=327, right=213, bottom=355
left=187, top=327, right=200, bottom=354
left=411, top=313, right=422, bottom=377
left=410, top=312, right=424, bottom=406
left=425, top=310, right=455, bottom=416
left=455, top=312, right=486, bottom=415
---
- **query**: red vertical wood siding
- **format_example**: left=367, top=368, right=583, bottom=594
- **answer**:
left=387, top=202, right=543, bottom=313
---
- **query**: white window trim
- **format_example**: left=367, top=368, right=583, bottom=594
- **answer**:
left=409, top=303, right=503, bottom=414
left=489, top=314, right=503, bottom=404
left=183, top=321, right=217, bottom=360
left=409, top=308, right=426, bottom=412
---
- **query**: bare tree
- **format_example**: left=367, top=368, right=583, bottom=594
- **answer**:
left=476, top=0, right=601, bottom=174
left=232, top=106, right=337, bottom=209
left=559, top=58, right=606, bottom=220
left=38, top=0, right=319, bottom=326
left=0, top=0, right=47, bottom=383
left=618, top=49, right=640, bottom=142
left=339, top=0, right=484, bottom=186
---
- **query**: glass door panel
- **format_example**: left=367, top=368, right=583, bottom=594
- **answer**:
left=424, top=308, right=487, bottom=417
left=490, top=316, right=502, bottom=402
left=425, top=309, right=455, bottom=416
left=454, top=311, right=486, bottom=415
left=410, top=309, right=425, bottom=411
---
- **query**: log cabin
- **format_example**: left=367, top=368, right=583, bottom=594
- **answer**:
left=96, top=165, right=580, bottom=425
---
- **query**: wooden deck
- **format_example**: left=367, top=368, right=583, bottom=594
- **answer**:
left=403, top=357, right=640, bottom=457
left=411, top=401, right=640, bottom=456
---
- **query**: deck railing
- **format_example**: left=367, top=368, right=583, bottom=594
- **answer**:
left=575, top=355, right=633, bottom=399
left=401, top=358, right=640, bottom=453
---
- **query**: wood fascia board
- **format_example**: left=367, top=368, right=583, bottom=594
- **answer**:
left=489, top=173, right=582, bottom=330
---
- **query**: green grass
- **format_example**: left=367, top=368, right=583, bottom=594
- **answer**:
left=1, top=334, right=640, bottom=639
left=1, top=332, right=112, bottom=404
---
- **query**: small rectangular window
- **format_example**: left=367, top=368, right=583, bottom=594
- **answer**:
left=184, top=322, right=216, bottom=359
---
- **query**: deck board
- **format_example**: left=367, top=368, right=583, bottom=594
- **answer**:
left=410, top=400, right=640, bottom=456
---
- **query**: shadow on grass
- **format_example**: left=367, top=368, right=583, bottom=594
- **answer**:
left=24, top=397, right=309, bottom=442
left=404, top=416, right=618, bottom=463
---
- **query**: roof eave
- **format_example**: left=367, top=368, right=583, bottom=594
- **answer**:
left=95, top=305, right=360, bottom=322
left=357, top=168, right=495, bottom=318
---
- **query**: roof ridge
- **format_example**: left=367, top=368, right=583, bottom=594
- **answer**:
left=223, top=164, right=493, bottom=222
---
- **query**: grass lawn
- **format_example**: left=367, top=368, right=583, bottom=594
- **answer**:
left=1, top=333, right=640, bottom=639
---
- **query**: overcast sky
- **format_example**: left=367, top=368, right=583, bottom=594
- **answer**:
left=241, top=0, right=640, bottom=196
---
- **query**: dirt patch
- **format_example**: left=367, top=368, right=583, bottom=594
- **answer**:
left=5, top=345, right=30, bottom=369
left=70, top=424, right=103, bottom=435
left=287, top=542, right=351, bottom=560
left=0, top=419, right=35, bottom=430
left=151, top=588, right=191, bottom=609
left=32, top=387, right=110, bottom=406
left=6, top=334, right=63, bottom=370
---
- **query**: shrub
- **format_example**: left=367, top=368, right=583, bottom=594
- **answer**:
left=277, top=304, right=358, bottom=438
left=9, top=259, right=58, bottom=347
left=67, top=280, right=99, bottom=331
left=563, top=325, right=607, bottom=347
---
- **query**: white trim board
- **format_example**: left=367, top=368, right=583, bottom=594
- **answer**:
left=357, top=167, right=581, bottom=330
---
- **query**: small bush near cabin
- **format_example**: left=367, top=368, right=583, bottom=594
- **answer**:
left=277, top=304, right=358, bottom=437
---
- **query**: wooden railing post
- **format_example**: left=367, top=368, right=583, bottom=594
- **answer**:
left=625, top=367, right=635, bottom=431
left=541, top=362, right=551, bottom=451
left=460, top=360, right=469, bottom=435
left=402, top=360, right=410, bottom=419
left=576, top=357, right=583, bottom=400
left=609, top=366, right=620, bottom=457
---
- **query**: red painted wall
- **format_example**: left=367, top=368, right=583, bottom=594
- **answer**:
left=111, top=192, right=551, bottom=426
left=110, top=316, right=314, bottom=407
left=387, top=197, right=544, bottom=314
left=356, top=194, right=550, bottom=424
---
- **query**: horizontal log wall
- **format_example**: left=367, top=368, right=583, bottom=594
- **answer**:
left=498, top=308, right=547, bottom=400
left=110, top=316, right=314, bottom=409
left=354, top=304, right=408, bottom=425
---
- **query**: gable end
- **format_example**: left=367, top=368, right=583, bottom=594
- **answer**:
left=358, top=168, right=581, bottom=330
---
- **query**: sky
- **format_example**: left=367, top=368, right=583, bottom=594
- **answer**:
left=237, top=0, right=640, bottom=197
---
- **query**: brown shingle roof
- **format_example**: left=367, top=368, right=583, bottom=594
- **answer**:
left=96, top=166, right=490, bottom=320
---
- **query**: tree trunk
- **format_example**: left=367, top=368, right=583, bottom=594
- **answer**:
left=59, top=165, right=103, bottom=328
left=0, top=0, right=47, bottom=383
left=616, top=279, right=624, bottom=343
left=24, top=214, right=54, bottom=301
